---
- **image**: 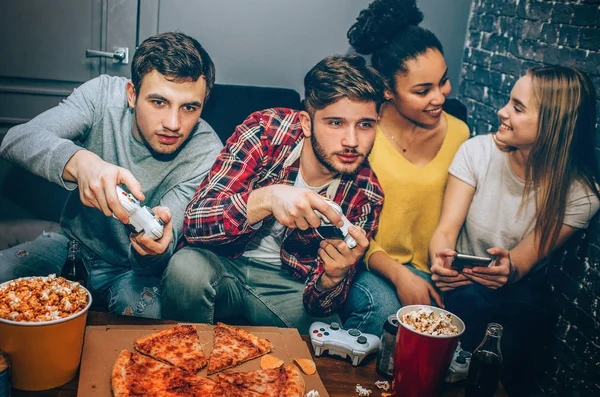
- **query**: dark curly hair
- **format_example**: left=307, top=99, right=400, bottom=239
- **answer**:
left=347, top=0, right=443, bottom=88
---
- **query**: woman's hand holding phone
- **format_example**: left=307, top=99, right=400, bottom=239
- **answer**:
left=430, top=248, right=473, bottom=292
left=461, top=247, right=511, bottom=289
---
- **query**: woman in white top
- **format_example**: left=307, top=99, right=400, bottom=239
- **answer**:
left=429, top=66, right=600, bottom=394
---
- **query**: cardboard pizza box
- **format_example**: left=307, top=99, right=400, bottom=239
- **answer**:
left=77, top=323, right=329, bottom=396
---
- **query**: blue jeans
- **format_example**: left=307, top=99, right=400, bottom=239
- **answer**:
left=0, top=232, right=161, bottom=318
left=443, top=272, right=548, bottom=395
left=161, top=247, right=340, bottom=334
left=341, top=263, right=436, bottom=335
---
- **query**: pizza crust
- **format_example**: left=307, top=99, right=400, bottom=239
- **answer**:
left=111, top=350, right=131, bottom=397
left=282, top=363, right=306, bottom=397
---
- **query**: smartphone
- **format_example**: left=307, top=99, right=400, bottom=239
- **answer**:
left=451, top=253, right=494, bottom=271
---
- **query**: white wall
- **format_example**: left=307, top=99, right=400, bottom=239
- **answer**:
left=156, top=0, right=472, bottom=97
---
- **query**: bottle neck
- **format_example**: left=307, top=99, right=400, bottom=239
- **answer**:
left=486, top=323, right=503, bottom=338
left=67, top=242, right=81, bottom=258
left=476, top=323, right=503, bottom=357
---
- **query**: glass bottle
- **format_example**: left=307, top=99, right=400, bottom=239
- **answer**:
left=465, top=323, right=503, bottom=397
left=60, top=240, right=88, bottom=287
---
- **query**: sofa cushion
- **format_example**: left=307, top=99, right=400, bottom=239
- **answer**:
left=202, top=84, right=302, bottom=144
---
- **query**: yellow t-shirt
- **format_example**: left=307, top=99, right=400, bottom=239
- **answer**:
left=365, top=112, right=469, bottom=273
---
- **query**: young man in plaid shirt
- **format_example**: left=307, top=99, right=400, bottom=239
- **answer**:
left=162, top=55, right=386, bottom=333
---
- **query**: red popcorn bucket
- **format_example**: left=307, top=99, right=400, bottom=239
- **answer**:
left=392, top=305, right=465, bottom=396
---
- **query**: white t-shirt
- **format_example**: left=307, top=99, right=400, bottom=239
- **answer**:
left=450, top=134, right=599, bottom=264
left=243, top=171, right=332, bottom=266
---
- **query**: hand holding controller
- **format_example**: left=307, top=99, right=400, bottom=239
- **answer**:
left=309, top=321, right=380, bottom=366
left=116, top=186, right=164, bottom=240
left=314, top=201, right=357, bottom=249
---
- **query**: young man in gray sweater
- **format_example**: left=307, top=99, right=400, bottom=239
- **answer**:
left=0, top=32, right=223, bottom=318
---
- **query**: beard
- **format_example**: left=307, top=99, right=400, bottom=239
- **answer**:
left=310, top=126, right=369, bottom=177
left=133, top=114, right=184, bottom=157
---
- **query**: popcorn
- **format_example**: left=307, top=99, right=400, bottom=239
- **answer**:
left=355, top=384, right=372, bottom=396
left=305, top=390, right=320, bottom=397
left=400, top=307, right=459, bottom=336
left=375, top=380, right=390, bottom=391
left=0, top=275, right=88, bottom=322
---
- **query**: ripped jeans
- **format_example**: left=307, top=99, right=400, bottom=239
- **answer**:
left=0, top=231, right=161, bottom=318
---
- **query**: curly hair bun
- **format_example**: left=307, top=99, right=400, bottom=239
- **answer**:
left=348, top=0, right=424, bottom=55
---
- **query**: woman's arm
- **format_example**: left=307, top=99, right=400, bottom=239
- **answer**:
left=368, top=251, right=443, bottom=307
left=463, top=223, right=578, bottom=286
left=429, top=175, right=476, bottom=291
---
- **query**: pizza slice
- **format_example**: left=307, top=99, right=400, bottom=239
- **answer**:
left=207, top=322, right=273, bottom=374
left=111, top=349, right=219, bottom=397
left=216, top=364, right=305, bottom=397
left=134, top=324, right=207, bottom=373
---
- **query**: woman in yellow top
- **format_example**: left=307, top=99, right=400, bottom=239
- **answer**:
left=341, top=0, right=469, bottom=334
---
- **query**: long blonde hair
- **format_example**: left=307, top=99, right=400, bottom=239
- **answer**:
left=519, top=66, right=600, bottom=256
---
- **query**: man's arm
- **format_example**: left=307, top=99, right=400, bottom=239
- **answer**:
left=0, top=76, right=143, bottom=223
left=302, top=195, right=383, bottom=316
left=183, top=111, right=268, bottom=245
left=0, top=78, right=101, bottom=188
left=183, top=110, right=342, bottom=245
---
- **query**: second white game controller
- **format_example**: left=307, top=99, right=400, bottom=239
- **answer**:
left=116, top=186, right=164, bottom=240
left=309, top=321, right=380, bottom=366
left=314, top=200, right=357, bottom=249
left=445, top=342, right=472, bottom=383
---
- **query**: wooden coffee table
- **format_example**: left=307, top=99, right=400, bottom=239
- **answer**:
left=10, top=311, right=506, bottom=397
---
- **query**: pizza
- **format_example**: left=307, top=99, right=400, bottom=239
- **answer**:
left=217, top=364, right=305, bottom=397
left=110, top=324, right=310, bottom=397
left=134, top=324, right=207, bottom=373
left=111, top=349, right=221, bottom=397
left=207, top=322, right=273, bottom=374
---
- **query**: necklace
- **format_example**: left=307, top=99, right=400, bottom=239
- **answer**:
left=382, top=123, right=410, bottom=153
left=389, top=134, right=407, bottom=152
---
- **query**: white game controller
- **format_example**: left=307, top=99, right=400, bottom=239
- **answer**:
left=314, top=200, right=357, bottom=249
left=309, top=321, right=380, bottom=366
left=445, top=342, right=471, bottom=383
left=116, top=186, right=164, bottom=240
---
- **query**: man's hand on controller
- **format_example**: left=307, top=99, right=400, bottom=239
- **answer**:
left=63, top=150, right=144, bottom=223
left=317, top=226, right=368, bottom=290
left=129, top=206, right=173, bottom=256
left=267, top=186, right=342, bottom=229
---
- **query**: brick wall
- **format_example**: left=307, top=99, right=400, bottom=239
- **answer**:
left=458, top=0, right=600, bottom=394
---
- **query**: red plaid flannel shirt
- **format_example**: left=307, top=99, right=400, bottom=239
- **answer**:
left=182, top=108, right=383, bottom=316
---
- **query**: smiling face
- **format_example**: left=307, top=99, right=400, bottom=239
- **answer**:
left=300, top=97, right=378, bottom=179
left=496, top=75, right=540, bottom=150
left=126, top=70, right=207, bottom=155
left=387, top=48, right=451, bottom=129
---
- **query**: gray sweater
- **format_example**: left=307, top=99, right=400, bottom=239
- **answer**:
left=0, top=75, right=223, bottom=270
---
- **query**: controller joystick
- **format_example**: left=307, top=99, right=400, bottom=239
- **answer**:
left=309, top=321, right=380, bottom=366
left=116, top=186, right=164, bottom=240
